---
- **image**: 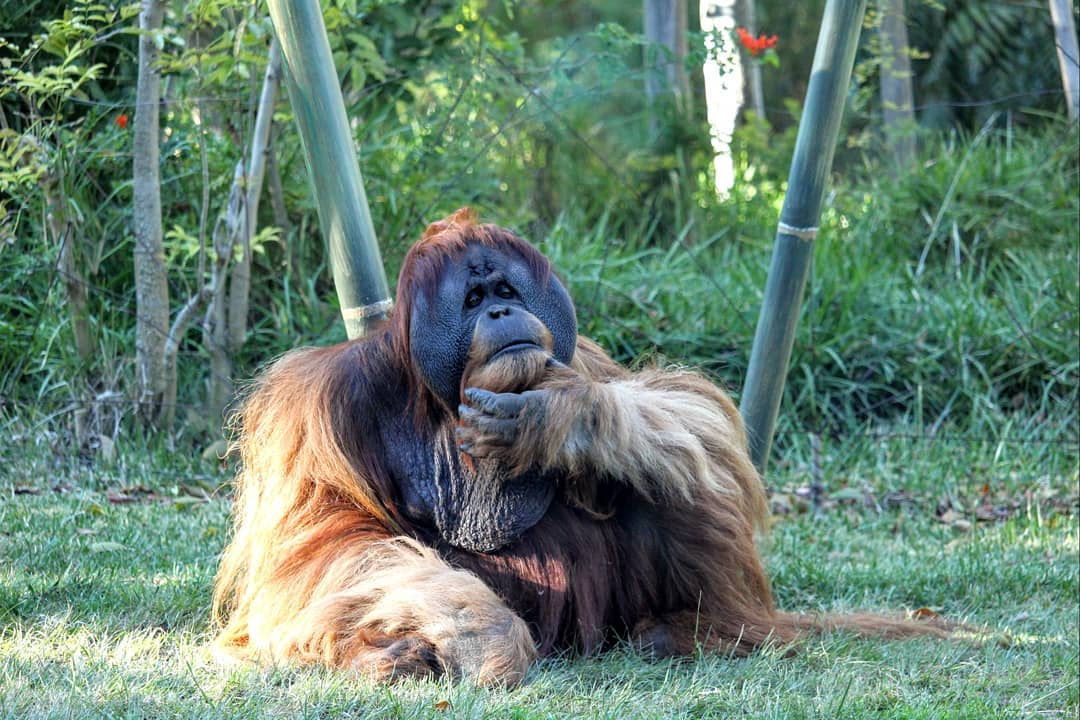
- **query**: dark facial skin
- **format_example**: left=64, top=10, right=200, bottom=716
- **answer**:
left=409, top=244, right=577, bottom=410
left=394, top=242, right=577, bottom=552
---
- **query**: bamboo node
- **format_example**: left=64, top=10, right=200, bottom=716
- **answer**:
left=342, top=299, right=394, bottom=320
left=777, top=222, right=818, bottom=241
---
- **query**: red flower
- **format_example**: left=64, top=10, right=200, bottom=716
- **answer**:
left=115, top=113, right=129, bottom=129
left=736, top=27, right=778, bottom=57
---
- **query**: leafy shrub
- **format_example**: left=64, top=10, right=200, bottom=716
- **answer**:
left=1, top=0, right=1075, bottom=454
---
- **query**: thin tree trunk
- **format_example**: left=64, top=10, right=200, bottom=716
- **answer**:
left=161, top=284, right=210, bottom=430
left=51, top=219, right=92, bottom=370
left=227, top=37, right=282, bottom=355
left=266, top=129, right=290, bottom=234
left=644, top=0, right=690, bottom=122
left=204, top=163, right=242, bottom=421
left=737, top=0, right=766, bottom=119
left=1048, top=0, right=1079, bottom=121
left=49, top=188, right=92, bottom=444
left=203, top=38, right=283, bottom=422
left=38, top=159, right=93, bottom=368
left=16, top=138, right=92, bottom=363
left=132, top=0, right=169, bottom=426
left=160, top=114, right=213, bottom=430
left=701, top=0, right=743, bottom=196
left=32, top=141, right=94, bottom=442
left=879, top=0, right=916, bottom=168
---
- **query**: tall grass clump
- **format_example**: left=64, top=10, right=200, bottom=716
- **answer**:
left=785, top=122, right=1078, bottom=437
left=532, top=121, right=1078, bottom=448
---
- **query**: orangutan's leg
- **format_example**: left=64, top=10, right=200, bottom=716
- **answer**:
left=272, top=538, right=536, bottom=686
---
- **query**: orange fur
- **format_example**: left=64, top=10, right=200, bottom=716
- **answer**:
left=211, top=343, right=536, bottom=684
left=212, top=209, right=955, bottom=686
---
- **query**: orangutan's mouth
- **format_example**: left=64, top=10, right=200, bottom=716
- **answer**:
left=490, top=341, right=543, bottom=361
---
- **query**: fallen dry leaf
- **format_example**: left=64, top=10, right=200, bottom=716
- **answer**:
left=769, top=493, right=794, bottom=516
left=937, top=509, right=973, bottom=531
left=974, top=504, right=1011, bottom=522
left=937, top=509, right=958, bottom=524
left=106, top=491, right=136, bottom=504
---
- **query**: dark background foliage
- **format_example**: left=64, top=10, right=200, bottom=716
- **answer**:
left=0, top=0, right=1076, bottom=459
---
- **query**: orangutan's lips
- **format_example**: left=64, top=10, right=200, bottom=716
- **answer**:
left=491, top=341, right=542, bottom=360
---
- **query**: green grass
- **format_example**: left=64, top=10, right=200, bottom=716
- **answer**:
left=2, top=432, right=1075, bottom=719
left=2, top=6, right=1075, bottom=714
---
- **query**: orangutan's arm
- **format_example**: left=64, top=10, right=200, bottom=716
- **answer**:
left=456, top=340, right=766, bottom=525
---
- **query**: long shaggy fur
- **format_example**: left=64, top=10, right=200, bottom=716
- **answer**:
left=212, top=209, right=952, bottom=685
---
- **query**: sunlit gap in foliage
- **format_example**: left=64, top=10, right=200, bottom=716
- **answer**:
left=701, top=0, right=741, bottom=198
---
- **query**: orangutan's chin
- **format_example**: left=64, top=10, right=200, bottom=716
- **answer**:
left=460, top=345, right=554, bottom=397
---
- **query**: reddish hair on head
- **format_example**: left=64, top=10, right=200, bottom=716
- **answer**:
left=420, top=206, right=479, bottom=242
left=391, top=207, right=551, bottom=356
left=388, top=208, right=552, bottom=420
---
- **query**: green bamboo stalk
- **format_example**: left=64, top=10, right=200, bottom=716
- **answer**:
left=739, top=0, right=868, bottom=473
left=265, top=0, right=391, bottom=338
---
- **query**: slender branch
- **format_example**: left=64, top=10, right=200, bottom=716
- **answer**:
left=161, top=284, right=213, bottom=429
left=195, top=52, right=210, bottom=289
left=227, top=36, right=282, bottom=354
left=265, top=127, right=290, bottom=233
left=167, top=286, right=214, bottom=358
left=203, top=162, right=242, bottom=420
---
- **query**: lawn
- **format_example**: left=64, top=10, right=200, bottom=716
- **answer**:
left=2, top=433, right=1075, bottom=719
left=2, top=1, right=1076, bottom=715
